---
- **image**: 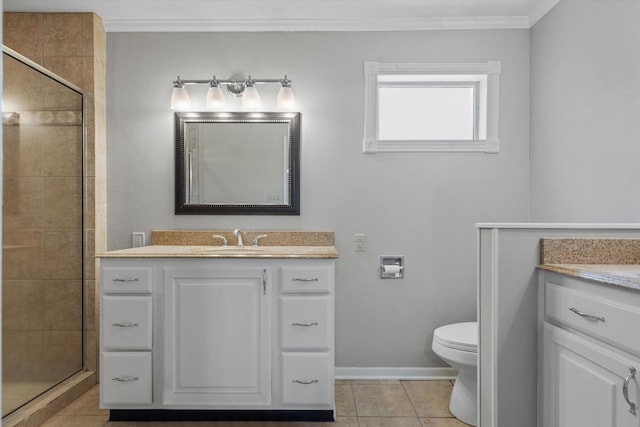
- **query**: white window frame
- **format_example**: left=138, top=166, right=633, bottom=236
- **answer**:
left=363, top=61, right=500, bottom=154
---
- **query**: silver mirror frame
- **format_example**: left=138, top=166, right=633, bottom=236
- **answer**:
left=175, top=111, right=300, bottom=215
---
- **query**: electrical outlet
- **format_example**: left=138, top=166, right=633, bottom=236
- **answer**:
left=355, top=234, right=366, bottom=252
left=132, top=232, right=145, bottom=248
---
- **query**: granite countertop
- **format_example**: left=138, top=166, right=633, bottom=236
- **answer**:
left=97, top=230, right=339, bottom=259
left=97, top=244, right=339, bottom=259
left=538, top=263, right=640, bottom=291
left=538, top=238, right=640, bottom=291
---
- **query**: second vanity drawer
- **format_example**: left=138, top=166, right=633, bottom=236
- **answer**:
left=281, top=296, right=330, bottom=349
left=281, top=267, right=331, bottom=293
left=103, top=296, right=153, bottom=350
left=545, top=281, right=640, bottom=354
left=101, top=351, right=152, bottom=406
left=102, top=266, right=152, bottom=294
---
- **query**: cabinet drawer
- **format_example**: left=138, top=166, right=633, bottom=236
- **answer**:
left=281, top=296, right=330, bottom=349
left=103, top=296, right=152, bottom=350
left=281, top=267, right=331, bottom=293
left=281, top=352, right=332, bottom=406
left=545, top=281, right=640, bottom=354
left=101, top=352, right=152, bottom=406
left=103, top=266, right=152, bottom=294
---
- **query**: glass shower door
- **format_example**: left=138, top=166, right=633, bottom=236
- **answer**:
left=2, top=49, right=84, bottom=417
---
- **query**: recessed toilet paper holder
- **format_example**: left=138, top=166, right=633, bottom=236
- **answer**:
left=380, top=256, right=404, bottom=279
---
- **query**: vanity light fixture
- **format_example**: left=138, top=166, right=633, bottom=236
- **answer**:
left=171, top=74, right=296, bottom=111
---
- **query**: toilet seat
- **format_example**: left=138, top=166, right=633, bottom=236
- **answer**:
left=433, top=322, right=477, bottom=353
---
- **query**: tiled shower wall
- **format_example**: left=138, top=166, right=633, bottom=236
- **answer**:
left=3, top=12, right=107, bottom=379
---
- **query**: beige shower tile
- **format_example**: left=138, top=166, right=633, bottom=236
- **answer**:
left=352, top=383, right=417, bottom=417
left=3, top=228, right=44, bottom=279
left=85, top=330, right=98, bottom=373
left=85, top=131, right=96, bottom=177
left=3, top=177, right=44, bottom=228
left=2, top=330, right=45, bottom=381
left=2, top=280, right=45, bottom=331
left=84, top=279, right=97, bottom=331
left=81, top=14, right=96, bottom=57
left=3, top=55, right=45, bottom=111
left=43, top=13, right=84, bottom=57
left=3, top=13, right=44, bottom=64
left=43, top=126, right=83, bottom=177
left=43, top=229, right=83, bottom=280
left=43, top=177, right=82, bottom=228
left=44, top=280, right=83, bottom=331
left=85, top=229, right=96, bottom=280
left=42, top=58, right=84, bottom=105
left=85, top=177, right=96, bottom=226
left=43, top=331, right=83, bottom=381
left=3, top=126, right=45, bottom=178
left=404, top=381, right=454, bottom=418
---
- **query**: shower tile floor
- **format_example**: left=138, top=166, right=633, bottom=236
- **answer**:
left=40, top=380, right=471, bottom=426
left=2, top=380, right=60, bottom=416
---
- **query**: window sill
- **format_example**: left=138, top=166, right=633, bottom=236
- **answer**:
left=363, top=139, right=499, bottom=153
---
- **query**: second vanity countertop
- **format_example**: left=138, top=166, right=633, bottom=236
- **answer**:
left=538, top=263, right=640, bottom=292
left=97, top=245, right=339, bottom=259
left=538, top=238, right=640, bottom=292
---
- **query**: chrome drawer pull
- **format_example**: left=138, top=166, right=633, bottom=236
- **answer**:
left=112, top=322, right=139, bottom=328
left=292, top=277, right=319, bottom=282
left=112, top=278, right=140, bottom=283
left=292, top=379, right=319, bottom=385
left=569, top=307, right=605, bottom=322
left=291, top=322, right=319, bottom=327
left=112, top=375, right=139, bottom=382
left=623, top=366, right=637, bottom=415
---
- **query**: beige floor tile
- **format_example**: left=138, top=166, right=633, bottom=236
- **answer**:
left=403, top=382, right=454, bottom=418
left=421, top=417, right=472, bottom=426
left=359, top=416, right=423, bottom=427
left=335, top=383, right=357, bottom=416
left=352, top=383, right=417, bottom=417
left=41, top=414, right=109, bottom=427
left=57, top=385, right=107, bottom=416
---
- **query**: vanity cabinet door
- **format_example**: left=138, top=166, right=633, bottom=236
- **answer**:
left=542, top=323, right=640, bottom=427
left=163, top=267, right=271, bottom=406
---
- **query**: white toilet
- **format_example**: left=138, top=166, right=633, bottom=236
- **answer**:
left=432, top=321, right=478, bottom=426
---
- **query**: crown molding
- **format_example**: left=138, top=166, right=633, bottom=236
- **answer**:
left=104, top=16, right=532, bottom=32
left=5, top=0, right=559, bottom=33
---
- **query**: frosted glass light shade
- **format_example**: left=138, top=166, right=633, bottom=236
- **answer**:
left=242, top=86, right=261, bottom=110
left=276, top=86, right=296, bottom=110
left=171, top=86, right=191, bottom=110
left=206, top=86, right=226, bottom=109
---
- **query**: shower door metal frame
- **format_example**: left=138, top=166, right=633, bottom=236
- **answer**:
left=2, top=44, right=87, bottom=415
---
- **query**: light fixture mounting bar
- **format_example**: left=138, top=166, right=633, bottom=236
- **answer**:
left=175, top=78, right=292, bottom=85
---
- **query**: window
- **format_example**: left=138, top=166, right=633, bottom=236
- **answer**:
left=363, top=61, right=500, bottom=153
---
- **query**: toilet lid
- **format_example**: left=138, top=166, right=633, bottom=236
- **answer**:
left=433, top=322, right=478, bottom=352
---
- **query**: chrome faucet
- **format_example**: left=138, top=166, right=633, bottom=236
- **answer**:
left=233, top=229, right=244, bottom=246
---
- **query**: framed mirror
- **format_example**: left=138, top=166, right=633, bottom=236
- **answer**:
left=175, top=112, right=300, bottom=215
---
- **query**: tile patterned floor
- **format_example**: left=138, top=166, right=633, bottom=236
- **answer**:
left=40, top=380, right=470, bottom=426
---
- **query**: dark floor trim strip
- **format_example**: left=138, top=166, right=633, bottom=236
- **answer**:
left=110, top=409, right=335, bottom=422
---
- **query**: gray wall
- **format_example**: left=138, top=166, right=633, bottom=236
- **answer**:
left=106, top=30, right=531, bottom=368
left=530, top=0, right=640, bottom=222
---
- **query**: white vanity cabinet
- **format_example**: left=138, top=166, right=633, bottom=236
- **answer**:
left=540, top=271, right=640, bottom=427
left=162, top=266, right=272, bottom=406
left=99, top=255, right=335, bottom=420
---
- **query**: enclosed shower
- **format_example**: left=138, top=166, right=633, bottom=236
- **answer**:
left=2, top=47, right=85, bottom=417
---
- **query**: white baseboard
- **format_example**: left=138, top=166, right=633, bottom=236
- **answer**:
left=335, top=366, right=457, bottom=380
